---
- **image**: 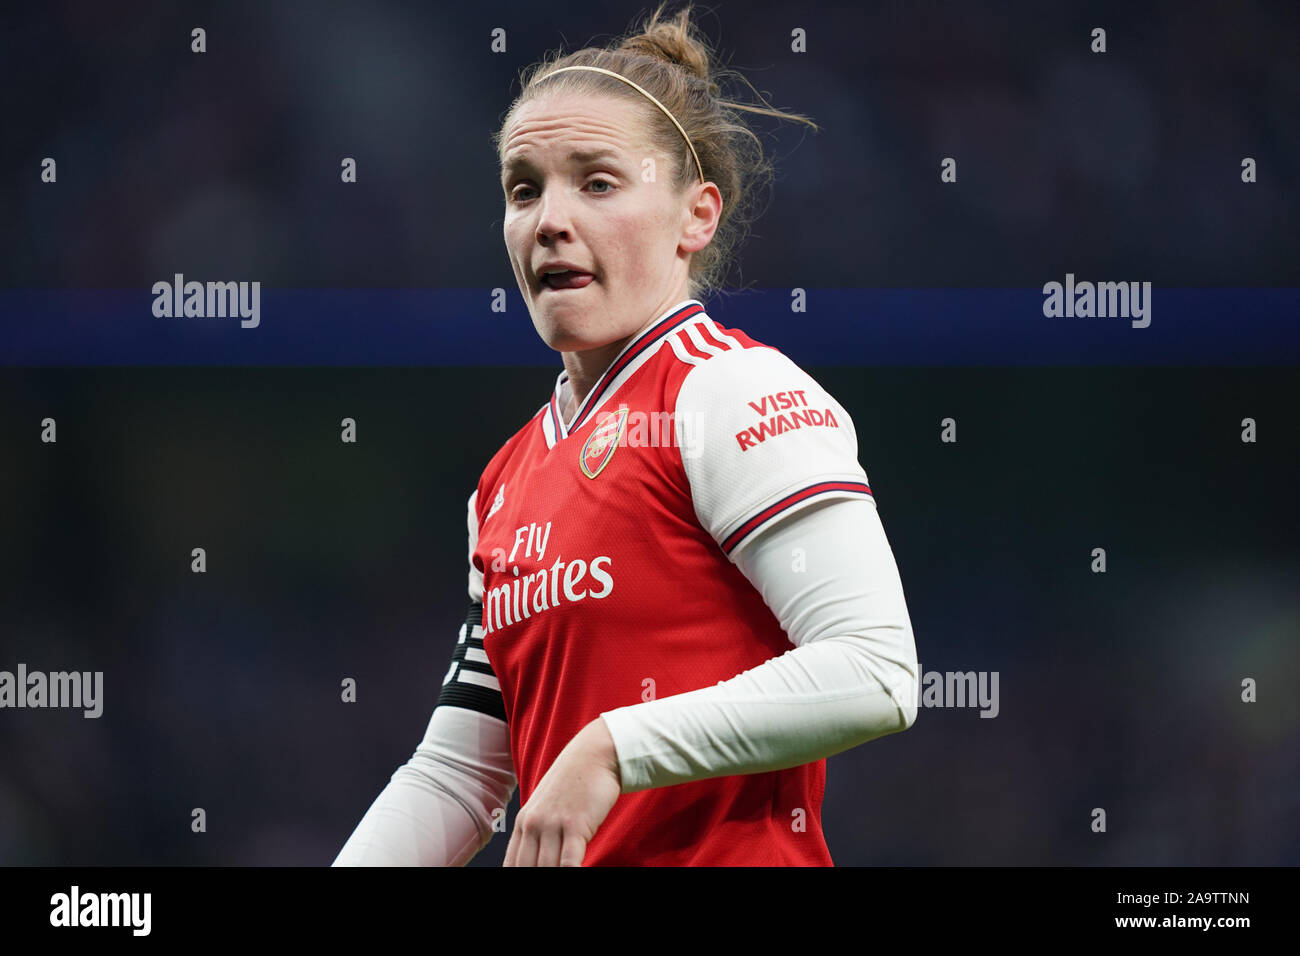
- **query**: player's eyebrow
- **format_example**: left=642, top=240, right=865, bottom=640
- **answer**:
left=501, top=148, right=624, bottom=182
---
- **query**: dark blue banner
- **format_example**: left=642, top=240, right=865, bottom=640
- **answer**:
left=1, top=287, right=1295, bottom=366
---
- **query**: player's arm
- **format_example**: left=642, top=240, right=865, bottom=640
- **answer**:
left=598, top=346, right=919, bottom=790
left=333, top=492, right=517, bottom=866
left=601, top=494, right=917, bottom=790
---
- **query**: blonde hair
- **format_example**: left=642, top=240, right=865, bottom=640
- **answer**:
left=494, top=2, right=820, bottom=302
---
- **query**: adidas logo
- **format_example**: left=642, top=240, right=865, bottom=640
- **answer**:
left=486, top=483, right=506, bottom=522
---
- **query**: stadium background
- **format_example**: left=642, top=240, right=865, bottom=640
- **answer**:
left=0, top=0, right=1296, bottom=865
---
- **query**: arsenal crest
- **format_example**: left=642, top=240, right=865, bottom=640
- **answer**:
left=579, top=406, right=630, bottom=479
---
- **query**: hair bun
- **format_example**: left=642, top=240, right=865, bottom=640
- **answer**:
left=618, top=9, right=711, bottom=84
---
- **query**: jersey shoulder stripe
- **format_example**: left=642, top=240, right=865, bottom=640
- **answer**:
left=663, top=316, right=759, bottom=367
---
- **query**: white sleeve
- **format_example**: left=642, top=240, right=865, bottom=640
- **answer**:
left=332, top=706, right=517, bottom=865
left=332, top=491, right=517, bottom=866
left=598, top=346, right=919, bottom=791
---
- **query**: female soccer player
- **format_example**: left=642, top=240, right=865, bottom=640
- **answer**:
left=334, top=3, right=918, bottom=867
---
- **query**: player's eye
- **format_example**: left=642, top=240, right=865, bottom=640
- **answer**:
left=508, top=178, right=613, bottom=204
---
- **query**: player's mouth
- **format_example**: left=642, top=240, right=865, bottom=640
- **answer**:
left=537, top=264, right=595, bottom=292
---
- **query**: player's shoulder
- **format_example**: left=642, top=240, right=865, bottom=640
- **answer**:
left=660, top=314, right=869, bottom=558
left=657, top=312, right=774, bottom=370
left=662, top=315, right=842, bottom=415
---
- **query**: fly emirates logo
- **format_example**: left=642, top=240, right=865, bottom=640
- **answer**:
left=483, top=521, right=613, bottom=634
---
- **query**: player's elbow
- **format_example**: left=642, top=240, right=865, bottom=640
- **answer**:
left=896, top=658, right=921, bottom=733
left=879, top=631, right=920, bottom=735
left=896, top=679, right=919, bottom=732
left=832, top=632, right=919, bottom=743
left=400, top=744, right=515, bottom=842
left=843, top=607, right=919, bottom=739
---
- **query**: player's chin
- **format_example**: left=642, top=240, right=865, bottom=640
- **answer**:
left=537, top=327, right=598, bottom=353
left=532, top=288, right=602, bottom=349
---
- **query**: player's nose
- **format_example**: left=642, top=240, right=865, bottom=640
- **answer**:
left=534, top=185, right=573, bottom=242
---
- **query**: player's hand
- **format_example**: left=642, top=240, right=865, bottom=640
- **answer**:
left=503, top=717, right=622, bottom=867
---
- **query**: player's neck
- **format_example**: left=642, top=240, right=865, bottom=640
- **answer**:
left=557, top=292, right=693, bottom=424
left=560, top=335, right=633, bottom=425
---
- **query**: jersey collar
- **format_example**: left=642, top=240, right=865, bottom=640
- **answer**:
left=540, top=299, right=707, bottom=448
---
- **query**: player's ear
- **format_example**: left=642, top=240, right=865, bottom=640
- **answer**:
left=680, top=181, right=721, bottom=254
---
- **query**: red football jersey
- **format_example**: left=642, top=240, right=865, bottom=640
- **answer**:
left=467, top=299, right=873, bottom=865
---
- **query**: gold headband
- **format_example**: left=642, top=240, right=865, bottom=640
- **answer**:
left=538, top=65, right=705, bottom=184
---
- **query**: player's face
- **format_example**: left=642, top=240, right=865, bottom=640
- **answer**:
left=500, top=92, right=695, bottom=353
